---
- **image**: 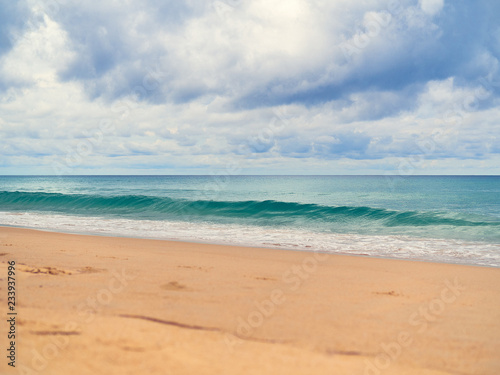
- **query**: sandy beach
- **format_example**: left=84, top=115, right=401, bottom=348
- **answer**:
left=1, top=226, right=499, bottom=375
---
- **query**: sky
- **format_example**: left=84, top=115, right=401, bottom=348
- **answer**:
left=0, top=0, right=499, bottom=175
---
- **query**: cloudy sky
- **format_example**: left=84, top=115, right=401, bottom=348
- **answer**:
left=0, top=0, right=499, bottom=175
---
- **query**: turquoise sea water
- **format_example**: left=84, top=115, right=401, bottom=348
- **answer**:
left=1, top=176, right=499, bottom=266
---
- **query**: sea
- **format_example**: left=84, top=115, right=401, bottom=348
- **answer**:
left=0, top=175, right=499, bottom=267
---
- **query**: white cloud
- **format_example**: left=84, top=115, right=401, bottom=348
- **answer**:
left=0, top=0, right=498, bottom=175
left=418, top=0, right=444, bottom=16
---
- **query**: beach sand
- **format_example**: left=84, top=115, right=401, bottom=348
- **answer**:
left=1, top=226, right=499, bottom=374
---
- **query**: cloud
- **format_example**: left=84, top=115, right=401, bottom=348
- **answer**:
left=419, top=0, right=444, bottom=16
left=12, top=0, right=495, bottom=112
left=0, top=1, right=34, bottom=57
left=0, top=0, right=499, bottom=175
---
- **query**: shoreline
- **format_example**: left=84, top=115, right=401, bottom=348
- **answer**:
left=1, top=226, right=500, bottom=374
left=1, top=223, right=499, bottom=268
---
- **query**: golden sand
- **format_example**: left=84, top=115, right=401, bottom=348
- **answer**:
left=1, top=227, right=499, bottom=374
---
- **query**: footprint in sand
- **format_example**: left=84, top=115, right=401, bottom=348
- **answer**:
left=17, top=265, right=106, bottom=275
left=78, top=266, right=106, bottom=274
left=255, top=276, right=278, bottom=281
left=19, top=266, right=72, bottom=275
left=177, top=265, right=212, bottom=272
left=31, top=330, right=81, bottom=336
left=160, top=281, right=189, bottom=291
left=373, top=290, right=402, bottom=297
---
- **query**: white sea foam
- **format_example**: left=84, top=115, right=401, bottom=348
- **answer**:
left=1, top=211, right=499, bottom=267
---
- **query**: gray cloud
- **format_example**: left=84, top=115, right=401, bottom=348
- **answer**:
left=0, top=0, right=499, bottom=175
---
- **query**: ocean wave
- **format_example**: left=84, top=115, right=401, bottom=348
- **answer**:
left=0, top=190, right=498, bottom=229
